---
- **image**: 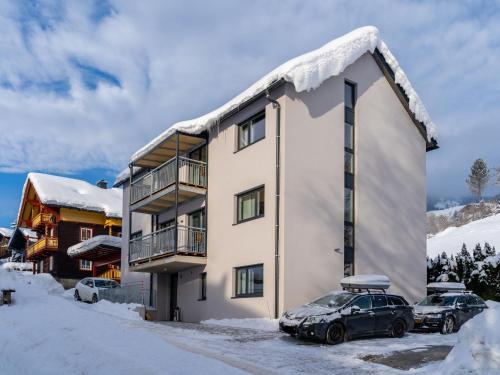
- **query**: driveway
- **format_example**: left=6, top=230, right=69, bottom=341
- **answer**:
left=133, top=321, right=457, bottom=375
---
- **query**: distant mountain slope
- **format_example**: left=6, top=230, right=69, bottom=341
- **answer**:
left=427, top=212, right=500, bottom=258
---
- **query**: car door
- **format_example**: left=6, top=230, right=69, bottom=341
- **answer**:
left=455, top=296, right=471, bottom=325
left=371, top=295, right=393, bottom=333
left=467, top=295, right=482, bottom=318
left=345, top=295, right=375, bottom=336
left=83, top=279, right=94, bottom=301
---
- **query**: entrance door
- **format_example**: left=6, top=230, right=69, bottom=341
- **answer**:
left=169, top=273, right=178, bottom=321
left=188, top=210, right=205, bottom=228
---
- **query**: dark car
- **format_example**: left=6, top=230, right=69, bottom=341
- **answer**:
left=279, top=291, right=414, bottom=345
left=413, top=292, right=487, bottom=334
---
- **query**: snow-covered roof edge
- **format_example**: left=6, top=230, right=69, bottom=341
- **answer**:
left=131, top=26, right=437, bottom=163
left=67, top=235, right=122, bottom=257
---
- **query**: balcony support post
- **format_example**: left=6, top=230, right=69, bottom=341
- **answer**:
left=174, top=132, right=180, bottom=255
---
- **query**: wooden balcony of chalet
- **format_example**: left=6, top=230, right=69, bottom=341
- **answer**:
left=129, top=131, right=207, bottom=214
left=31, top=212, right=56, bottom=230
left=26, top=236, right=58, bottom=261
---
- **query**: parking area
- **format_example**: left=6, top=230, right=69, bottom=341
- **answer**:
left=133, top=321, right=457, bottom=375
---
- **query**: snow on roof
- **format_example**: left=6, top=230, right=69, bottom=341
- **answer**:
left=131, top=26, right=437, bottom=164
left=19, top=227, right=38, bottom=239
left=67, top=235, right=122, bottom=257
left=113, top=166, right=143, bottom=187
left=0, top=227, right=14, bottom=238
left=427, top=282, right=466, bottom=291
left=340, top=274, right=391, bottom=289
left=19, top=173, right=123, bottom=221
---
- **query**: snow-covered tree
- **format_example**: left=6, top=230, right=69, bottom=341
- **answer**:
left=473, top=243, right=486, bottom=262
left=466, top=159, right=490, bottom=201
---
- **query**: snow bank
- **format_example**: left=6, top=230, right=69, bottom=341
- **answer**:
left=131, top=26, right=436, bottom=163
left=0, top=267, right=244, bottom=375
left=1, top=262, right=33, bottom=272
left=17, top=173, right=123, bottom=223
left=427, top=213, right=500, bottom=257
left=88, top=299, right=142, bottom=321
left=201, top=318, right=279, bottom=332
left=67, top=235, right=121, bottom=257
left=439, top=301, right=500, bottom=375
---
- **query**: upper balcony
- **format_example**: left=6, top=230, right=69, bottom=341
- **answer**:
left=129, top=131, right=207, bottom=214
left=26, top=236, right=58, bottom=261
left=31, top=212, right=56, bottom=230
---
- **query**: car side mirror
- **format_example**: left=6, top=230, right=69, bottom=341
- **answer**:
left=350, top=305, right=361, bottom=315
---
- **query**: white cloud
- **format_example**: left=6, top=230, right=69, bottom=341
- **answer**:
left=0, top=0, right=499, bottom=198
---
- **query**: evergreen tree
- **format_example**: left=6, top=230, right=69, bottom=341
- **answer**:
left=484, top=242, right=496, bottom=257
left=466, top=159, right=490, bottom=201
left=473, top=243, right=486, bottom=262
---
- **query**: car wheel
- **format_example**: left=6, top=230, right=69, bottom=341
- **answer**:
left=74, top=290, right=81, bottom=301
left=325, top=322, right=345, bottom=345
left=391, top=319, right=406, bottom=338
left=440, top=316, right=454, bottom=335
left=92, top=294, right=98, bottom=304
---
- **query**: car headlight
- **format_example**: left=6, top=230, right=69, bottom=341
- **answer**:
left=303, top=315, right=326, bottom=325
left=426, top=313, right=442, bottom=318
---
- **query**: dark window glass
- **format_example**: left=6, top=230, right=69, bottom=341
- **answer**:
left=352, top=295, right=371, bottom=310
left=389, top=296, right=405, bottom=306
left=200, top=273, right=207, bottom=300
left=345, top=173, right=354, bottom=189
left=372, top=295, right=388, bottom=308
left=237, top=187, right=264, bottom=223
left=238, top=112, right=265, bottom=150
left=344, top=123, right=353, bottom=150
left=189, top=145, right=207, bottom=162
left=235, top=265, right=263, bottom=297
left=130, top=231, right=142, bottom=240
left=344, top=225, right=354, bottom=248
left=345, top=83, right=355, bottom=109
left=344, top=188, right=354, bottom=222
left=345, top=151, right=354, bottom=174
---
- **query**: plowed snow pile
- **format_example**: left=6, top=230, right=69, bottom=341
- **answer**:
left=439, top=301, right=500, bottom=375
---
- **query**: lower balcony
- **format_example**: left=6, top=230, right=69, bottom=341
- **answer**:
left=26, top=237, right=58, bottom=261
left=129, top=225, right=206, bottom=273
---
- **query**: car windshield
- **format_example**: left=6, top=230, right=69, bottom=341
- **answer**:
left=418, top=295, right=457, bottom=307
left=312, top=292, right=354, bottom=308
left=94, top=280, right=119, bottom=288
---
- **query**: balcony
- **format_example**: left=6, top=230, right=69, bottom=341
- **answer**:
left=31, top=212, right=56, bottom=229
left=129, top=225, right=206, bottom=272
left=26, top=236, right=58, bottom=260
left=98, top=265, right=121, bottom=281
left=130, top=156, right=207, bottom=214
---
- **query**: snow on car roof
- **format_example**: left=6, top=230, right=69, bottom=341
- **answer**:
left=19, top=173, right=123, bottom=221
left=340, top=274, right=391, bottom=290
left=131, top=26, right=437, bottom=164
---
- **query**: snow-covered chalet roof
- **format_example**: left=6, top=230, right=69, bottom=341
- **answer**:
left=19, top=173, right=123, bottom=221
left=131, top=26, right=437, bottom=164
left=0, top=228, right=14, bottom=238
left=67, top=235, right=122, bottom=257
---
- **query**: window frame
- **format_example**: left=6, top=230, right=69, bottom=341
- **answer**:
left=236, top=111, right=266, bottom=152
left=80, top=227, right=93, bottom=241
left=234, top=264, right=264, bottom=298
left=79, top=259, right=92, bottom=271
left=199, top=272, right=207, bottom=301
left=235, top=185, right=265, bottom=224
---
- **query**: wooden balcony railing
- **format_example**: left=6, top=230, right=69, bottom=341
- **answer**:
left=130, top=156, right=207, bottom=204
left=129, top=225, right=206, bottom=263
left=98, top=265, right=121, bottom=281
left=26, top=237, right=58, bottom=259
left=32, top=213, right=55, bottom=228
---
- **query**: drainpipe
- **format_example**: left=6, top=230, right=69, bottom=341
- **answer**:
left=266, top=90, right=281, bottom=319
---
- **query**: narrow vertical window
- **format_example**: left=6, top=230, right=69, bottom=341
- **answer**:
left=344, top=81, right=356, bottom=277
left=199, top=272, right=207, bottom=301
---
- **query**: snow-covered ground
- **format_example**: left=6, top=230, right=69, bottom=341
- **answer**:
left=427, top=213, right=500, bottom=257
left=2, top=267, right=498, bottom=374
left=427, top=205, right=465, bottom=218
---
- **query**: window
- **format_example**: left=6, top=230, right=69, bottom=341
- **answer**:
left=236, top=186, right=264, bottom=223
left=199, top=273, right=207, bottom=301
left=238, top=111, right=265, bottom=150
left=79, top=259, right=92, bottom=271
left=235, top=264, right=263, bottom=298
left=344, top=81, right=356, bottom=277
left=189, top=145, right=207, bottom=162
left=80, top=227, right=93, bottom=241
left=372, top=295, right=388, bottom=308
left=389, top=296, right=406, bottom=306
left=352, top=295, right=371, bottom=310
left=130, top=230, right=142, bottom=240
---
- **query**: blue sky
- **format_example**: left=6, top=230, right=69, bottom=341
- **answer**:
left=1, top=0, right=500, bottom=227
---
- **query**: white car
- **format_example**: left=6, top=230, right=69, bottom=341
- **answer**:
left=74, top=277, right=120, bottom=303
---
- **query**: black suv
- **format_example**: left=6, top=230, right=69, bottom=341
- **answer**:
left=413, top=292, right=487, bottom=334
left=279, top=291, right=414, bottom=344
